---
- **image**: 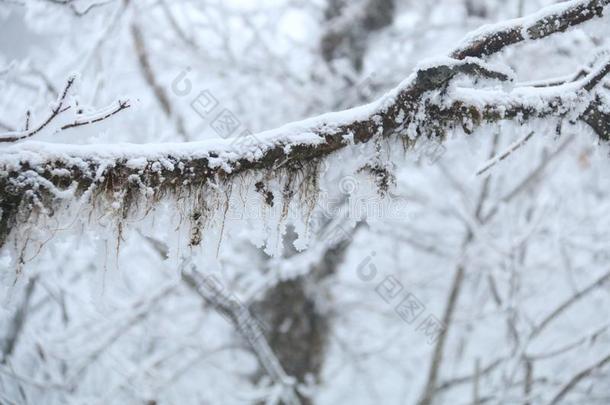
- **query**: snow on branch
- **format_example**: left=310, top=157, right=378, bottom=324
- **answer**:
left=0, top=0, right=609, bottom=260
left=0, top=77, right=131, bottom=144
left=452, top=0, right=610, bottom=59
left=182, top=264, right=302, bottom=404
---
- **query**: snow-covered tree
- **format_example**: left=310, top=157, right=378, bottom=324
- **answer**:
left=0, top=0, right=609, bottom=404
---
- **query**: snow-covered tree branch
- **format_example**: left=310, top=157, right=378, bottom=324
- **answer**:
left=1, top=0, right=609, bottom=254
left=1, top=0, right=610, bottom=404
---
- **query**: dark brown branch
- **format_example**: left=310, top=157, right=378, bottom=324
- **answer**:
left=452, top=0, right=610, bottom=60
left=583, top=58, right=610, bottom=91
left=0, top=1, right=608, bottom=250
left=582, top=97, right=610, bottom=141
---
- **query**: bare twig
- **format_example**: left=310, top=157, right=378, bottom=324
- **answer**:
left=548, top=353, right=610, bottom=405
left=436, top=358, right=505, bottom=393
left=24, top=111, right=30, bottom=131
left=530, top=270, right=610, bottom=339
left=527, top=323, right=610, bottom=361
left=418, top=132, right=501, bottom=405
left=0, top=78, right=131, bottom=143
left=43, top=0, right=115, bottom=16
left=476, top=131, right=535, bottom=176
left=482, top=134, right=576, bottom=223
left=0, top=78, right=75, bottom=143
left=60, top=100, right=130, bottom=131
left=0, top=277, right=36, bottom=363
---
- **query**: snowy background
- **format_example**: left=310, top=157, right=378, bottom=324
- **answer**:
left=0, top=0, right=609, bottom=404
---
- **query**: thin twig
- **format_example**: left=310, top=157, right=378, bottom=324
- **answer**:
left=43, top=0, right=115, bottom=16
left=548, top=353, right=610, bottom=405
left=530, top=269, right=610, bottom=339
left=476, top=131, right=535, bottom=176
left=24, top=111, right=30, bottom=131
left=0, top=77, right=75, bottom=143
left=60, top=100, right=130, bottom=131
left=0, top=78, right=131, bottom=143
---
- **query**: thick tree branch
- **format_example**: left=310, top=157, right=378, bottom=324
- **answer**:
left=0, top=0, right=608, bottom=250
left=452, top=0, right=609, bottom=60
